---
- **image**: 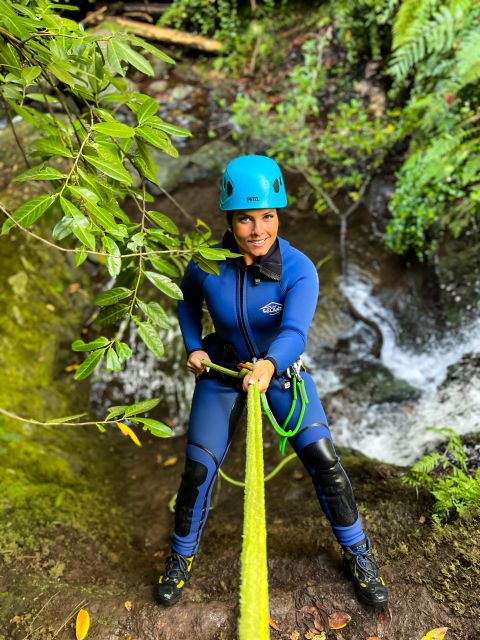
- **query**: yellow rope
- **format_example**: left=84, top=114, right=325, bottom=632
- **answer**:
left=239, top=382, right=269, bottom=639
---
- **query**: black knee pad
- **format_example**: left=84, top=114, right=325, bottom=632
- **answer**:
left=302, top=438, right=359, bottom=527
left=175, top=458, right=208, bottom=537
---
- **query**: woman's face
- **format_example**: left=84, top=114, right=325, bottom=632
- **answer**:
left=231, top=208, right=279, bottom=265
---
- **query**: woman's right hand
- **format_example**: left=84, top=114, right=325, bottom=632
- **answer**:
left=186, top=350, right=210, bottom=375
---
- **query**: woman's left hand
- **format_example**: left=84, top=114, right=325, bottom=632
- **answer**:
left=242, top=359, right=275, bottom=394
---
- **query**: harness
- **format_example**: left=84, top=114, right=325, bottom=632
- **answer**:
left=202, top=357, right=309, bottom=456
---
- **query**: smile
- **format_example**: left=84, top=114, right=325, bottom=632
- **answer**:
left=248, top=239, right=267, bottom=247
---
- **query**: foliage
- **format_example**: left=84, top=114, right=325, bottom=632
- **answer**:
left=230, top=33, right=400, bottom=270
left=404, top=427, right=480, bottom=523
left=335, top=0, right=400, bottom=63
left=158, top=0, right=241, bottom=41
left=386, top=0, right=480, bottom=257
left=0, top=0, right=238, bottom=387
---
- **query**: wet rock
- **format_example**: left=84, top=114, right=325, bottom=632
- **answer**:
left=441, top=352, right=480, bottom=388
left=149, top=79, right=168, bottom=93
left=336, top=359, right=421, bottom=404
left=151, top=139, right=237, bottom=192
left=171, top=83, right=195, bottom=102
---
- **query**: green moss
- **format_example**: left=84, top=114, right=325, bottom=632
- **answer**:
left=0, top=222, right=131, bottom=565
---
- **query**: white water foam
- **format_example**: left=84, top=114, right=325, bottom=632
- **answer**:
left=339, top=272, right=480, bottom=392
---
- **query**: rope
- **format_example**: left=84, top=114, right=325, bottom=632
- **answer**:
left=239, top=382, right=269, bottom=639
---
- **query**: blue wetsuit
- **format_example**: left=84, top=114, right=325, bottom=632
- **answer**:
left=172, top=232, right=364, bottom=556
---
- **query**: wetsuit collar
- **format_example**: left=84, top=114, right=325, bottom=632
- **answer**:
left=222, top=230, right=282, bottom=281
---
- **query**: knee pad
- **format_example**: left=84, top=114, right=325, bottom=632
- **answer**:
left=175, top=458, right=209, bottom=537
left=302, top=438, right=358, bottom=527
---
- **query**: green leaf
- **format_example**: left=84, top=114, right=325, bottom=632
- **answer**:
left=148, top=255, right=180, bottom=278
left=137, top=321, right=165, bottom=357
left=137, top=300, right=171, bottom=329
left=150, top=118, right=191, bottom=138
left=74, top=348, right=105, bottom=380
left=70, top=187, right=125, bottom=236
left=102, top=236, right=121, bottom=277
left=14, top=164, right=65, bottom=182
left=84, top=151, right=133, bottom=185
left=47, top=61, right=75, bottom=86
left=21, top=65, right=41, bottom=84
left=112, top=39, right=154, bottom=76
left=75, top=250, right=88, bottom=267
left=144, top=271, right=183, bottom=300
left=94, top=287, right=132, bottom=306
left=106, top=346, right=122, bottom=372
left=135, top=124, right=170, bottom=149
left=31, top=137, right=73, bottom=158
left=197, top=247, right=231, bottom=261
left=135, top=417, right=173, bottom=438
left=123, top=398, right=161, bottom=417
left=147, top=229, right=180, bottom=247
left=52, top=215, right=73, bottom=241
left=127, top=35, right=175, bottom=65
left=60, top=197, right=96, bottom=251
left=146, top=210, right=179, bottom=234
left=136, top=96, right=159, bottom=125
left=2, top=194, right=55, bottom=235
left=95, top=303, right=129, bottom=326
left=93, top=121, right=136, bottom=138
left=72, top=337, right=110, bottom=352
left=115, top=340, right=133, bottom=363
left=96, top=423, right=107, bottom=433
left=106, top=405, right=128, bottom=420
left=106, top=40, right=125, bottom=76
left=195, top=255, right=220, bottom=275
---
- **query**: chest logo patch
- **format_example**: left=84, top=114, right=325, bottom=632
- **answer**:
left=260, top=302, right=283, bottom=315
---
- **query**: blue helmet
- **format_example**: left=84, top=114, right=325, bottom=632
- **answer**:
left=219, top=154, right=288, bottom=211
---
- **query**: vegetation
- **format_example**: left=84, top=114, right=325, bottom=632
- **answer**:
left=404, top=428, right=480, bottom=523
left=0, top=0, right=237, bottom=393
left=230, top=33, right=401, bottom=273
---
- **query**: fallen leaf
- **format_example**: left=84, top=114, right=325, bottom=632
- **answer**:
left=163, top=456, right=178, bottom=467
left=293, top=469, right=304, bottom=480
left=367, top=637, right=381, bottom=639
left=418, top=515, right=426, bottom=524
left=328, top=611, right=351, bottom=630
left=124, top=600, right=132, bottom=611
left=68, top=283, right=81, bottom=293
left=10, top=615, right=21, bottom=624
left=269, top=615, right=280, bottom=631
left=290, top=632, right=300, bottom=640
left=76, top=609, right=90, bottom=640
left=46, top=303, right=55, bottom=312
left=421, top=628, right=448, bottom=640
left=305, top=633, right=326, bottom=640
left=116, top=422, right=142, bottom=447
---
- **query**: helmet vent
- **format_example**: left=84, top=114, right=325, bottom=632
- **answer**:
left=226, top=180, right=233, bottom=196
left=273, top=178, right=280, bottom=193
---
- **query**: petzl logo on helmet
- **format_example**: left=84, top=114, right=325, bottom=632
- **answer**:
left=260, top=302, right=283, bottom=315
left=247, top=196, right=260, bottom=202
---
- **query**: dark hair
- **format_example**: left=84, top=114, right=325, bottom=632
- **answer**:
left=226, top=210, right=234, bottom=228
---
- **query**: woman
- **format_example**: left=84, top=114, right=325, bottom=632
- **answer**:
left=155, top=155, right=388, bottom=609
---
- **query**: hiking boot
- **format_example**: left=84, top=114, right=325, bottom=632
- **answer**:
left=155, top=552, right=195, bottom=606
left=342, top=537, right=388, bottom=609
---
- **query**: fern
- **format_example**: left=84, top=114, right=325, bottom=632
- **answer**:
left=390, top=2, right=467, bottom=81
left=456, top=28, right=480, bottom=86
left=403, top=427, right=480, bottom=523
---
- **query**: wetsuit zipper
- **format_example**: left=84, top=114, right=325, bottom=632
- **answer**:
left=238, top=266, right=256, bottom=358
